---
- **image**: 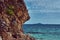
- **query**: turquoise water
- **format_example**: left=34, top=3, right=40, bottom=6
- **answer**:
left=23, top=24, right=60, bottom=40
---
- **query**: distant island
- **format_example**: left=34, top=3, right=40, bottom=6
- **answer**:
left=24, top=23, right=60, bottom=26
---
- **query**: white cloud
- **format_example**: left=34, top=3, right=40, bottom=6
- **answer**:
left=24, top=0, right=60, bottom=13
left=28, top=10, right=60, bottom=13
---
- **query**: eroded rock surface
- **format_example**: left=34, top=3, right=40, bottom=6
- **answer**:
left=0, top=0, right=35, bottom=40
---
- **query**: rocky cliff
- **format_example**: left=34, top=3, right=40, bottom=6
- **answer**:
left=0, top=0, right=35, bottom=40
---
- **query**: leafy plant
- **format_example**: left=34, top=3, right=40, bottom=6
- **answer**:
left=8, top=5, right=14, bottom=10
left=6, top=5, right=14, bottom=15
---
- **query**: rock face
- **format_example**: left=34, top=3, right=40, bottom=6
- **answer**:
left=0, top=0, right=35, bottom=40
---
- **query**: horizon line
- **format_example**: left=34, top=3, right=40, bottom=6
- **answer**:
left=24, top=23, right=60, bottom=24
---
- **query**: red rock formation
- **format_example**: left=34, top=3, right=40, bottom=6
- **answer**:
left=0, top=0, right=35, bottom=40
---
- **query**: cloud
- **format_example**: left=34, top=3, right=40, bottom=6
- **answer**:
left=28, top=10, right=60, bottom=14
left=24, top=0, right=60, bottom=12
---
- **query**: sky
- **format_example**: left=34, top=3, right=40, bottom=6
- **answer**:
left=24, top=0, right=60, bottom=24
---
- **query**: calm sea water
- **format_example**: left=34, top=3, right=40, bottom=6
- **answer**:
left=23, top=24, right=60, bottom=40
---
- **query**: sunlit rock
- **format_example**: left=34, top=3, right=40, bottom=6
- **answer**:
left=0, top=0, right=35, bottom=40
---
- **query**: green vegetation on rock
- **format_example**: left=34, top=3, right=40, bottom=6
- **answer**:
left=7, top=9, right=14, bottom=15
left=8, top=5, right=14, bottom=10
left=6, top=5, right=14, bottom=15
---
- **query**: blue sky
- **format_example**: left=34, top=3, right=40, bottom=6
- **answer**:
left=24, top=0, right=60, bottom=24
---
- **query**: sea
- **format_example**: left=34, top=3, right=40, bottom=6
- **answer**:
left=23, top=24, right=60, bottom=40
